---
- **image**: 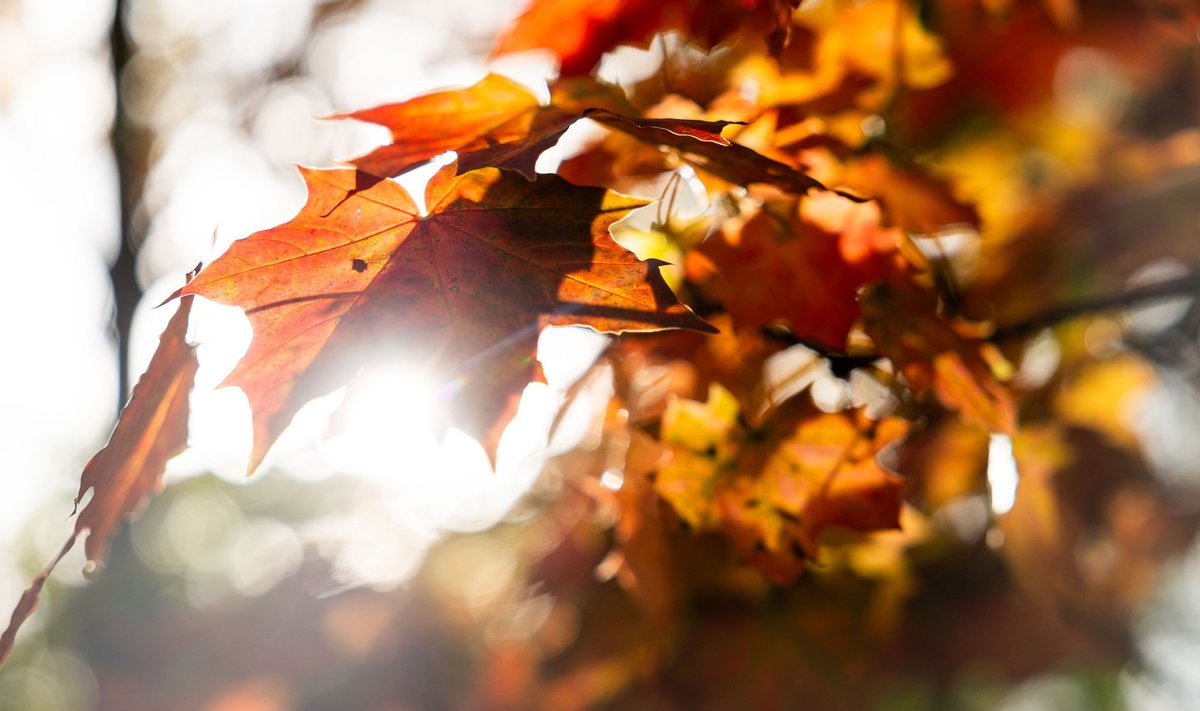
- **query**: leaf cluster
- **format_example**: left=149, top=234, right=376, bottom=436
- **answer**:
left=6, top=1, right=1200, bottom=706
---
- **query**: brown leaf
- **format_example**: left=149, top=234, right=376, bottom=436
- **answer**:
left=640, top=124, right=828, bottom=195
left=340, top=74, right=567, bottom=180
left=0, top=295, right=197, bottom=669
left=340, top=74, right=831, bottom=196
left=341, top=74, right=741, bottom=181
left=75, top=296, right=199, bottom=564
left=0, top=535, right=78, bottom=669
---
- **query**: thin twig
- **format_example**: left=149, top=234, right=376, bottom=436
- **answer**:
left=991, top=272, right=1200, bottom=342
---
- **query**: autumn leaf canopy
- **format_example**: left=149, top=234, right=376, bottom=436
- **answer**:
left=6, top=2, right=1200, bottom=706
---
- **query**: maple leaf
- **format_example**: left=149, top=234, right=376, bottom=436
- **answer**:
left=839, top=154, right=980, bottom=235
left=691, top=193, right=900, bottom=351
left=0, top=295, right=197, bottom=668
left=337, top=73, right=556, bottom=180
left=640, top=121, right=828, bottom=195
left=496, top=0, right=677, bottom=77
left=656, top=384, right=908, bottom=583
left=340, top=74, right=830, bottom=195
left=717, top=406, right=909, bottom=584
left=181, top=165, right=714, bottom=472
left=861, top=278, right=1017, bottom=434
left=495, top=0, right=801, bottom=77
left=339, top=74, right=731, bottom=179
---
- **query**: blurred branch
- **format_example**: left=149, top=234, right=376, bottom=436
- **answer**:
left=992, top=271, right=1200, bottom=342
left=108, top=0, right=144, bottom=405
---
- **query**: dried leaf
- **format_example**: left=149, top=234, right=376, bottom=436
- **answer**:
left=0, top=295, right=197, bottom=668
left=75, top=296, right=199, bottom=564
left=338, top=73, right=553, bottom=179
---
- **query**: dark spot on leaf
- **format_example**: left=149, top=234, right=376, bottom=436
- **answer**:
left=352, top=259, right=368, bottom=272
left=776, top=507, right=799, bottom=523
left=790, top=541, right=808, bottom=559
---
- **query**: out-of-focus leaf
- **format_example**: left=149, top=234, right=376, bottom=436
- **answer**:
left=786, top=0, right=953, bottom=108
left=656, top=384, right=741, bottom=530
left=895, top=417, right=991, bottom=511
left=839, top=154, right=980, bottom=234
left=1052, top=354, right=1156, bottom=447
left=657, top=384, right=908, bottom=583
left=999, top=425, right=1199, bottom=658
left=495, top=0, right=802, bottom=77
left=695, top=194, right=900, bottom=350
left=862, top=279, right=1016, bottom=434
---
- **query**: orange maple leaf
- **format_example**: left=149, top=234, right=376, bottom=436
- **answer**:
left=693, top=193, right=901, bottom=351
left=657, top=384, right=908, bottom=583
left=181, top=165, right=715, bottom=471
left=340, top=74, right=827, bottom=194
left=340, top=74, right=735, bottom=180
left=339, top=73, right=577, bottom=180
left=861, top=278, right=1016, bottom=434
left=495, top=0, right=800, bottom=76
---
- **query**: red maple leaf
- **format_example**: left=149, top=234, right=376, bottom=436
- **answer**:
left=494, top=0, right=801, bottom=77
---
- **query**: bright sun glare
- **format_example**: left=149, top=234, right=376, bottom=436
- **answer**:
left=131, top=267, right=613, bottom=587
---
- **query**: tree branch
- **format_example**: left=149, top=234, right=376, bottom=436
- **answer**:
left=991, top=271, right=1200, bottom=342
left=108, top=0, right=144, bottom=405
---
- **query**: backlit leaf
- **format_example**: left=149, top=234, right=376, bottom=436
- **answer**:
left=657, top=384, right=908, bottom=582
left=340, top=73, right=828, bottom=195
left=862, top=278, right=1017, bottom=434
left=0, top=295, right=197, bottom=667
left=695, top=194, right=900, bottom=350
left=181, top=165, right=714, bottom=470
left=495, top=0, right=801, bottom=77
